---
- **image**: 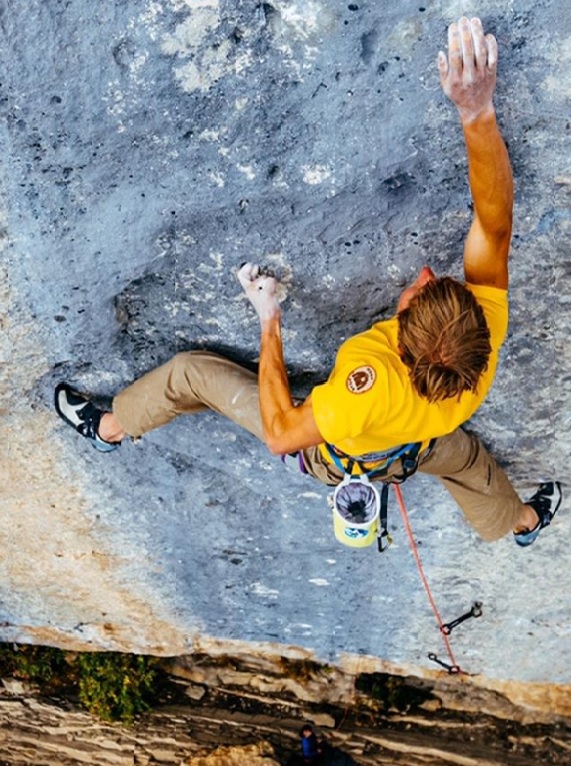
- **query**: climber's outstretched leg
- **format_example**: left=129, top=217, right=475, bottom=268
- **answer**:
left=55, top=350, right=264, bottom=450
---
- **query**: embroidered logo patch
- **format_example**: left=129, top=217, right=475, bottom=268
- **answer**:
left=346, top=366, right=376, bottom=394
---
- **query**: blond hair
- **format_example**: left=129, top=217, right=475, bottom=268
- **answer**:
left=397, top=277, right=491, bottom=403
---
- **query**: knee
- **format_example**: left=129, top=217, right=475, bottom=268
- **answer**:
left=171, top=351, right=195, bottom=366
left=473, top=524, right=505, bottom=543
left=170, top=350, right=217, bottom=371
left=168, top=350, right=235, bottom=392
left=165, top=351, right=194, bottom=379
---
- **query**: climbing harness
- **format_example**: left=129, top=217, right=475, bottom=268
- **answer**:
left=326, top=440, right=434, bottom=550
left=326, top=440, right=432, bottom=484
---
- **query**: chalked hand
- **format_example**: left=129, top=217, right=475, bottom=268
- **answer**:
left=438, top=17, right=497, bottom=123
left=237, top=262, right=281, bottom=322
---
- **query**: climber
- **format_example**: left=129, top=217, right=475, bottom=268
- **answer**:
left=55, top=17, right=561, bottom=547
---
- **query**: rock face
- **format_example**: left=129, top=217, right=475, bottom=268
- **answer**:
left=1, top=0, right=570, bottom=687
left=188, top=744, right=280, bottom=766
left=0, top=650, right=570, bottom=766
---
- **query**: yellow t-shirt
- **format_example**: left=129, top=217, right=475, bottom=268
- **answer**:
left=311, top=283, right=508, bottom=465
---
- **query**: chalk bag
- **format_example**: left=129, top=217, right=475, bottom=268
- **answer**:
left=331, top=474, right=381, bottom=548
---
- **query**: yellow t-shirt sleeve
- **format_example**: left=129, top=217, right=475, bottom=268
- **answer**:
left=311, top=361, right=388, bottom=446
left=466, top=283, right=509, bottom=349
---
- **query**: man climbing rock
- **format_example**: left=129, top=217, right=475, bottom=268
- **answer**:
left=55, top=17, right=561, bottom=547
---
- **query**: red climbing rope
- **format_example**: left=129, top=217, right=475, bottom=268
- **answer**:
left=393, top=483, right=465, bottom=674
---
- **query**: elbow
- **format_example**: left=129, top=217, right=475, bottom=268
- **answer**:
left=484, top=211, right=512, bottom=243
left=495, top=216, right=513, bottom=242
left=477, top=214, right=513, bottom=251
left=497, top=224, right=513, bottom=254
left=263, top=420, right=292, bottom=455
left=265, top=434, right=286, bottom=456
left=262, top=412, right=291, bottom=455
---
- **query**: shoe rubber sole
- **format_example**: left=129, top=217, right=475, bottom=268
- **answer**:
left=514, top=481, right=562, bottom=547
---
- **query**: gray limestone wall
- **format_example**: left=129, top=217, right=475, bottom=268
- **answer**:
left=1, top=0, right=570, bottom=685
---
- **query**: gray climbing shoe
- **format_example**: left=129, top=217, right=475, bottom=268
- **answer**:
left=54, top=383, right=120, bottom=453
left=513, top=481, right=562, bottom=547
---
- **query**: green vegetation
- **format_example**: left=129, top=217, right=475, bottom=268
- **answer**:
left=0, top=644, right=68, bottom=688
left=77, top=652, right=158, bottom=724
left=0, top=644, right=160, bottom=724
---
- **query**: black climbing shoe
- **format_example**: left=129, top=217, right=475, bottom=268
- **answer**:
left=513, top=481, right=562, bottom=547
left=54, top=383, right=120, bottom=453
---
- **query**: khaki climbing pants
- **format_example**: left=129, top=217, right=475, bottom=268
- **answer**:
left=113, top=351, right=523, bottom=542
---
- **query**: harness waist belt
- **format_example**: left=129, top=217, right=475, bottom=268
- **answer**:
left=326, top=439, right=436, bottom=481
left=328, top=443, right=409, bottom=463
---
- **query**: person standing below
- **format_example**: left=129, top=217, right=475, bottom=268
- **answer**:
left=299, top=724, right=321, bottom=764
left=55, top=17, right=561, bottom=547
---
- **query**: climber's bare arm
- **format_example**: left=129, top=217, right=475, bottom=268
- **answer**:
left=439, top=17, right=513, bottom=289
left=238, top=264, right=323, bottom=455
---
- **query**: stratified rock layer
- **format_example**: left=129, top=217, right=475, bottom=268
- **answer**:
left=1, top=0, right=570, bottom=686
left=1, top=649, right=570, bottom=765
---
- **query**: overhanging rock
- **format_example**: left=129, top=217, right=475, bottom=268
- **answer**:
left=1, top=0, right=570, bottom=684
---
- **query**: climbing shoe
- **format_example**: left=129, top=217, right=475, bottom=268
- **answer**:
left=54, top=383, right=120, bottom=452
left=513, top=481, right=562, bottom=547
